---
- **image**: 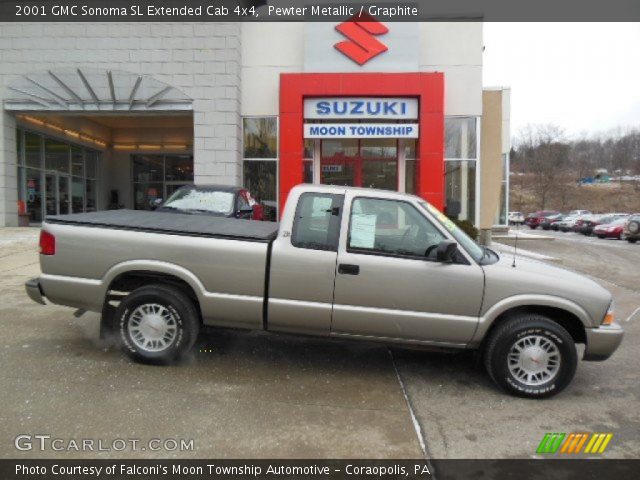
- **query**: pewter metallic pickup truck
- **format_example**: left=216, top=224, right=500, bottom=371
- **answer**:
left=26, top=185, right=623, bottom=398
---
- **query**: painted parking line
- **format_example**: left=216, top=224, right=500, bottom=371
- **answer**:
left=624, top=307, right=640, bottom=322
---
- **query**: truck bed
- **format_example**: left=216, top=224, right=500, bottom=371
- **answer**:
left=46, top=210, right=279, bottom=242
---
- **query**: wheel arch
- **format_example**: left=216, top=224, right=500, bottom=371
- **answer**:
left=100, top=261, right=206, bottom=336
left=471, top=295, right=590, bottom=348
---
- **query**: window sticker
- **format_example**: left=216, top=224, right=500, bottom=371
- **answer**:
left=350, top=214, right=377, bottom=249
left=311, top=196, right=333, bottom=217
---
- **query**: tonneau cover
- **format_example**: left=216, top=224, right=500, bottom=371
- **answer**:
left=46, top=210, right=279, bottom=242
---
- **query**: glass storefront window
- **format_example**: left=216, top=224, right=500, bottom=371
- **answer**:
left=243, top=160, right=277, bottom=221
left=360, top=138, right=397, bottom=158
left=303, top=160, right=313, bottom=183
left=133, top=155, right=163, bottom=183
left=405, top=160, right=416, bottom=195
left=321, top=139, right=358, bottom=158
left=72, top=176, right=84, bottom=213
left=86, top=179, right=97, bottom=212
left=132, top=154, right=195, bottom=210
left=303, top=139, right=314, bottom=160
left=25, top=168, right=42, bottom=222
left=45, top=138, right=70, bottom=173
left=71, top=146, right=84, bottom=177
left=495, top=153, right=509, bottom=225
left=25, top=132, right=41, bottom=169
left=85, top=150, right=98, bottom=179
left=445, top=160, right=476, bottom=221
left=165, top=155, right=194, bottom=182
left=445, top=117, right=477, bottom=159
left=134, top=183, right=163, bottom=210
left=243, top=117, right=277, bottom=159
left=17, top=128, right=101, bottom=222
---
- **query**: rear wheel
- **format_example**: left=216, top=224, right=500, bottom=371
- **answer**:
left=484, top=315, right=577, bottom=399
left=115, top=284, right=199, bottom=364
left=628, top=238, right=638, bottom=244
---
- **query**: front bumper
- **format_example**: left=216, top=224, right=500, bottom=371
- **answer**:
left=25, top=278, right=46, bottom=305
left=583, top=322, right=624, bottom=361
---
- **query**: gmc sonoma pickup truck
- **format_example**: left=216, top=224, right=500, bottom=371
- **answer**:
left=26, top=185, right=623, bottom=398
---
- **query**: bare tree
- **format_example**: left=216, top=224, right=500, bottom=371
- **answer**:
left=515, top=124, right=569, bottom=209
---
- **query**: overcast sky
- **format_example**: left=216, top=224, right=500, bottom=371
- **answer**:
left=483, top=23, right=640, bottom=140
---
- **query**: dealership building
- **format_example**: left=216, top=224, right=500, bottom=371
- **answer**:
left=0, top=19, right=510, bottom=240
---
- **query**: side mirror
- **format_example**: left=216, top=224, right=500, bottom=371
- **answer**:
left=436, top=240, right=458, bottom=263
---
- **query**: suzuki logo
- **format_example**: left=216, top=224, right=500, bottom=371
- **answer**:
left=334, top=13, right=389, bottom=65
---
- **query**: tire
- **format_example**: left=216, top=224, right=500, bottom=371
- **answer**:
left=529, top=225, right=537, bottom=230
left=115, top=284, right=200, bottom=364
left=597, top=235, right=605, bottom=239
left=483, top=315, right=577, bottom=399
left=628, top=238, right=638, bottom=244
left=628, top=221, right=640, bottom=234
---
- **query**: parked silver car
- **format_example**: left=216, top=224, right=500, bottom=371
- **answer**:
left=26, top=185, right=623, bottom=399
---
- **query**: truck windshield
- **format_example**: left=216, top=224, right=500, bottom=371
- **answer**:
left=162, top=188, right=235, bottom=215
left=418, top=201, right=486, bottom=263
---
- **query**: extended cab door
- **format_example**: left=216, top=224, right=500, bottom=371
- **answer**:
left=331, top=194, right=484, bottom=345
left=267, top=191, right=344, bottom=335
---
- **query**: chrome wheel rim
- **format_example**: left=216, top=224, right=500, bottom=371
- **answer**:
left=127, top=303, right=178, bottom=352
left=507, top=335, right=561, bottom=386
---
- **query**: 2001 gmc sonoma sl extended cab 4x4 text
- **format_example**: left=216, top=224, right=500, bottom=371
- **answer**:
left=26, top=185, right=623, bottom=398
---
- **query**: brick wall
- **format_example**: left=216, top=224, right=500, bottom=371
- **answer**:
left=0, top=22, right=242, bottom=226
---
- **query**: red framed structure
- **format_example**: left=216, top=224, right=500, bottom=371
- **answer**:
left=279, top=72, right=445, bottom=211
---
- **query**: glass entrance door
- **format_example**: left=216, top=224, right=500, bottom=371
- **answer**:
left=45, top=173, right=71, bottom=217
left=320, top=139, right=398, bottom=191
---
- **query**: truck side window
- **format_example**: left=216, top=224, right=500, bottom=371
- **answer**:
left=291, top=193, right=344, bottom=251
left=348, top=197, right=445, bottom=259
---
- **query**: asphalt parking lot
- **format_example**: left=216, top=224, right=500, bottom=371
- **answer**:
left=1, top=227, right=638, bottom=459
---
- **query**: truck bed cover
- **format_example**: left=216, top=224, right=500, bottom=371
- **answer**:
left=46, top=210, right=279, bottom=242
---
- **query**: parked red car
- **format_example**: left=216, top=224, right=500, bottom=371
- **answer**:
left=593, top=217, right=630, bottom=239
left=524, top=210, right=561, bottom=229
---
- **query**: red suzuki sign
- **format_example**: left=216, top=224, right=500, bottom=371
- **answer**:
left=334, top=14, right=389, bottom=65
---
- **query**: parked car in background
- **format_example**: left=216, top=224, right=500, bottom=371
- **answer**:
left=593, top=217, right=630, bottom=239
left=540, top=213, right=564, bottom=230
left=525, top=210, right=561, bottom=229
left=577, top=214, right=628, bottom=236
left=556, top=215, right=579, bottom=232
left=508, top=211, right=525, bottom=225
left=157, top=185, right=264, bottom=221
left=623, top=215, right=640, bottom=243
left=572, top=214, right=595, bottom=233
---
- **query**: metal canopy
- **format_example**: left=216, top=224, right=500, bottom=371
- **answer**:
left=4, top=68, right=193, bottom=112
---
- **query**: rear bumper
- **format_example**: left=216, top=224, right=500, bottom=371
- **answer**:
left=25, top=278, right=46, bottom=305
left=583, top=322, right=624, bottom=361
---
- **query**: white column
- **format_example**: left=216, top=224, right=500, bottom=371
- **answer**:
left=0, top=112, right=18, bottom=226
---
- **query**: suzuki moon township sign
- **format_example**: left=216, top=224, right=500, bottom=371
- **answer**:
left=304, top=98, right=418, bottom=120
left=303, top=97, right=419, bottom=138
left=304, top=123, right=418, bottom=139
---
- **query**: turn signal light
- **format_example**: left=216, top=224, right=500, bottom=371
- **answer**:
left=39, top=230, right=56, bottom=256
left=602, top=311, right=615, bottom=326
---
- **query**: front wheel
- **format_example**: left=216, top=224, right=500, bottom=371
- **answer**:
left=115, top=284, right=200, bottom=364
left=483, top=315, right=577, bottom=399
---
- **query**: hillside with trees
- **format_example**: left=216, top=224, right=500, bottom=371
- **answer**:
left=509, top=125, right=640, bottom=214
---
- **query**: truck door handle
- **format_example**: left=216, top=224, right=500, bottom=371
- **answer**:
left=338, top=264, right=360, bottom=275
